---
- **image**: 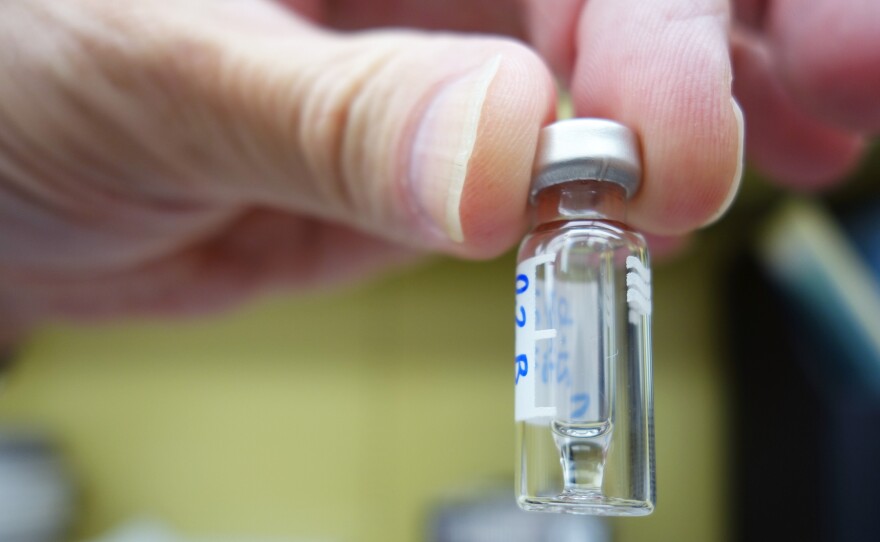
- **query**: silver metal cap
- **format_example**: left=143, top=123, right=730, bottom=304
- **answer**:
left=531, top=118, right=642, bottom=200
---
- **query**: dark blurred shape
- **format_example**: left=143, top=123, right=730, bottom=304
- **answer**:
left=760, top=201, right=880, bottom=395
left=427, top=486, right=609, bottom=542
left=0, top=347, right=15, bottom=381
left=725, top=200, right=880, bottom=542
left=844, top=201, right=880, bottom=279
left=0, top=429, right=74, bottom=542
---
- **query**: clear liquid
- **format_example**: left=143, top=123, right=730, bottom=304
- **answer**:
left=553, top=420, right=613, bottom=493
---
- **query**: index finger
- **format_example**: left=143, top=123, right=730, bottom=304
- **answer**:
left=571, top=0, right=743, bottom=235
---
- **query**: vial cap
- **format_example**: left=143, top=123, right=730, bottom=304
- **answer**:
left=531, top=118, right=642, bottom=200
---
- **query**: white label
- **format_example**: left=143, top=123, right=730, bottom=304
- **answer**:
left=515, top=254, right=558, bottom=421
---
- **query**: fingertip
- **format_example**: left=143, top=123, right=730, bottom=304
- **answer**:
left=455, top=40, right=557, bottom=258
left=757, top=135, right=865, bottom=191
left=570, top=0, right=742, bottom=236
left=626, top=86, right=742, bottom=236
left=644, top=233, right=691, bottom=262
left=521, top=0, right=585, bottom=81
left=732, top=37, right=866, bottom=190
left=629, top=111, right=741, bottom=236
left=768, top=0, right=880, bottom=131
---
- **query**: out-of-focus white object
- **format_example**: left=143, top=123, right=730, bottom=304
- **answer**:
left=761, top=199, right=880, bottom=393
left=0, top=428, right=74, bottom=542
left=429, top=487, right=609, bottom=542
left=87, top=519, right=328, bottom=542
left=89, top=521, right=178, bottom=542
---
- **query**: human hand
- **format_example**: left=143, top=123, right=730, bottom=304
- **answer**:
left=0, top=0, right=876, bottom=342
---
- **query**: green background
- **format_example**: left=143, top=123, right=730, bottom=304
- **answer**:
left=0, top=243, right=728, bottom=541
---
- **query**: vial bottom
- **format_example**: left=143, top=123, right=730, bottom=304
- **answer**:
left=518, top=421, right=654, bottom=516
left=517, top=493, right=654, bottom=516
left=553, top=420, right=613, bottom=492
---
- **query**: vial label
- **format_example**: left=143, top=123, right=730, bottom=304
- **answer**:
left=516, top=254, right=607, bottom=424
left=515, top=254, right=557, bottom=422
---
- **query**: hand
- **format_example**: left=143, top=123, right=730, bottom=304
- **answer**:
left=0, top=0, right=876, bottom=343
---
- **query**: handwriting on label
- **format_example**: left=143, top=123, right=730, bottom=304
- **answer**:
left=515, top=273, right=529, bottom=383
left=514, top=254, right=558, bottom=421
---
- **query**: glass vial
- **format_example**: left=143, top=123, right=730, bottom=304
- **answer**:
left=514, top=119, right=655, bottom=516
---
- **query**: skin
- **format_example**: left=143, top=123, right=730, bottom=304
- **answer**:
left=0, top=0, right=876, bottom=345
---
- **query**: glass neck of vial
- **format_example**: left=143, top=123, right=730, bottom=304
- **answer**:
left=532, top=179, right=627, bottom=227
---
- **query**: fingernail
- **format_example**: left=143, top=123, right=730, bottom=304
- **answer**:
left=409, top=55, right=502, bottom=243
left=703, top=97, right=745, bottom=227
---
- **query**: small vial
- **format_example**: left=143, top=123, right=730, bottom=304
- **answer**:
left=514, top=119, right=655, bottom=516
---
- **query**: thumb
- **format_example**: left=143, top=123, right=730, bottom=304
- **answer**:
left=168, top=1, right=556, bottom=258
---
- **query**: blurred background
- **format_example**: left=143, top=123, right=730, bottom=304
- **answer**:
left=0, top=147, right=879, bottom=541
